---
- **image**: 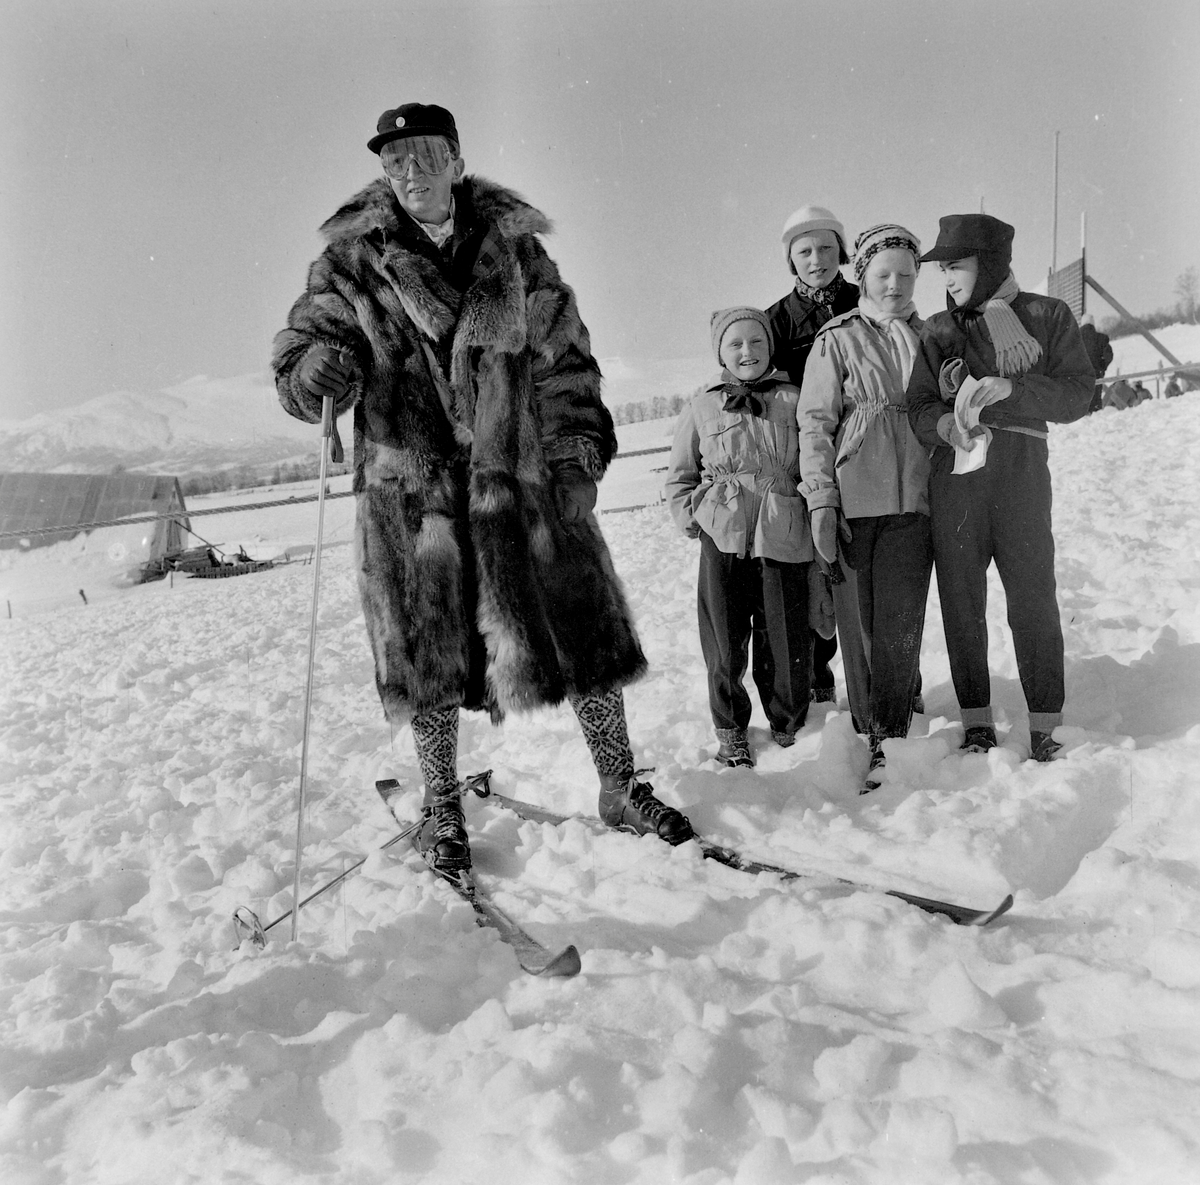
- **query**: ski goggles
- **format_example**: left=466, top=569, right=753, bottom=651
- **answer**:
left=379, top=135, right=456, bottom=178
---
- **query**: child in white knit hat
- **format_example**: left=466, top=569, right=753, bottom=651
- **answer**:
left=664, top=308, right=816, bottom=768
left=766, top=203, right=874, bottom=731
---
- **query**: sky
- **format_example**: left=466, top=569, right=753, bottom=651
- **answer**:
left=2, top=0, right=1197, bottom=421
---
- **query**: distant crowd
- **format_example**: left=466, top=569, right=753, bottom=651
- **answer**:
left=1078, top=315, right=1190, bottom=411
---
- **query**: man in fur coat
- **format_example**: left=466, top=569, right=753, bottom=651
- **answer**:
left=273, top=103, right=691, bottom=871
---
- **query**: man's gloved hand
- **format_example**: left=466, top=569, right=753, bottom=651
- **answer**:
left=810, top=505, right=851, bottom=565
left=554, top=462, right=598, bottom=522
left=968, top=376, right=1013, bottom=408
left=297, top=347, right=354, bottom=406
left=936, top=412, right=974, bottom=449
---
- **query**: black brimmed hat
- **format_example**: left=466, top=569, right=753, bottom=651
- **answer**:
left=920, top=214, right=1015, bottom=263
left=368, top=103, right=459, bottom=154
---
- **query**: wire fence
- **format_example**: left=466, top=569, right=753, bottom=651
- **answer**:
left=0, top=448, right=674, bottom=545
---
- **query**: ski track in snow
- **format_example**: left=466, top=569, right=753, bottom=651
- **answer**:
left=1, top=398, right=1199, bottom=1184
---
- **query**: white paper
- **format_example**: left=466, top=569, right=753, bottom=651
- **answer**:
left=952, top=376, right=992, bottom=474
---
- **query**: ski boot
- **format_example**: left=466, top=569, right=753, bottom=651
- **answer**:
left=417, top=793, right=472, bottom=873
left=715, top=727, right=754, bottom=768
left=1029, top=731, right=1062, bottom=763
left=770, top=728, right=796, bottom=749
left=599, top=771, right=693, bottom=845
left=961, top=726, right=997, bottom=754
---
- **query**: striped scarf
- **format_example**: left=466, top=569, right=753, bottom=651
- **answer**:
left=979, top=273, right=1043, bottom=376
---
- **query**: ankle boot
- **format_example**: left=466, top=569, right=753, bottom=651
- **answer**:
left=598, top=771, right=693, bottom=845
left=715, top=727, right=754, bottom=768
left=417, top=793, right=471, bottom=873
left=1029, top=730, right=1062, bottom=762
left=961, top=725, right=997, bottom=754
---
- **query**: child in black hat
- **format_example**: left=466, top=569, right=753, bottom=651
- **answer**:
left=906, top=214, right=1094, bottom=762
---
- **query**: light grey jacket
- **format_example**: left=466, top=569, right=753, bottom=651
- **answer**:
left=798, top=309, right=930, bottom=518
left=664, top=372, right=814, bottom=562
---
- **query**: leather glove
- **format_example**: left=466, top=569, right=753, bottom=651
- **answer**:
left=554, top=462, right=598, bottom=522
left=810, top=506, right=852, bottom=565
left=968, top=376, right=1013, bottom=408
left=939, top=357, right=968, bottom=400
left=297, top=347, right=354, bottom=406
left=936, top=412, right=974, bottom=449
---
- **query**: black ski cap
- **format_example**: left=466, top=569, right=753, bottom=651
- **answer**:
left=920, top=214, right=1015, bottom=263
left=368, top=103, right=459, bottom=155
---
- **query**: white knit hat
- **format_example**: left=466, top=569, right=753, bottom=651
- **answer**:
left=781, top=205, right=848, bottom=264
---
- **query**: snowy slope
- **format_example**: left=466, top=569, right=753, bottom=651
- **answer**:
left=1107, top=322, right=1200, bottom=379
left=1, top=398, right=1199, bottom=1183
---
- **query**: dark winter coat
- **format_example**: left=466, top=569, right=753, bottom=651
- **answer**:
left=906, top=292, right=1094, bottom=448
left=273, top=175, right=646, bottom=722
left=766, top=279, right=861, bottom=387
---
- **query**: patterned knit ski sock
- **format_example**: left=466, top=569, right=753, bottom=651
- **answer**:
left=411, top=706, right=460, bottom=804
left=569, top=689, right=635, bottom=781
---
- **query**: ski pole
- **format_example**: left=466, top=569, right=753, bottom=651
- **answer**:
left=234, top=811, right=425, bottom=949
left=289, top=392, right=339, bottom=942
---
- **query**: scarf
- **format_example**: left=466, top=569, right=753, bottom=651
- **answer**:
left=856, top=294, right=920, bottom=387
left=978, top=273, right=1042, bottom=376
left=404, top=196, right=457, bottom=249
left=834, top=299, right=921, bottom=467
left=794, top=270, right=844, bottom=310
left=719, top=371, right=777, bottom=416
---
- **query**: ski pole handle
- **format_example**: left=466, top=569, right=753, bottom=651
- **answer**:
left=320, top=394, right=344, bottom=464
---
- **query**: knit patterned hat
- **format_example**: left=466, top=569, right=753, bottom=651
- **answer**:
left=710, top=307, right=774, bottom=365
left=853, top=223, right=922, bottom=285
left=781, top=205, right=849, bottom=265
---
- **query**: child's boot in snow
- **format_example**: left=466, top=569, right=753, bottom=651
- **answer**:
left=715, top=727, right=754, bottom=768
left=1029, top=730, right=1062, bottom=762
left=961, top=725, right=997, bottom=754
left=864, top=738, right=886, bottom=792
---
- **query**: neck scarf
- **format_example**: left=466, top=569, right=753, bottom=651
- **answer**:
left=978, top=272, right=1042, bottom=376
left=795, top=271, right=844, bottom=310
left=856, top=294, right=920, bottom=388
left=719, top=371, right=776, bottom=416
left=405, top=196, right=456, bottom=248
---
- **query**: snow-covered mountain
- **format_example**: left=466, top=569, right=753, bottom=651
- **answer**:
left=0, top=375, right=322, bottom=475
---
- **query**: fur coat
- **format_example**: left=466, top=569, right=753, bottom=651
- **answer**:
left=272, top=175, right=646, bottom=722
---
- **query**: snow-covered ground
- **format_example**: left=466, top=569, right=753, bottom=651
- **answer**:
left=2, top=396, right=1199, bottom=1184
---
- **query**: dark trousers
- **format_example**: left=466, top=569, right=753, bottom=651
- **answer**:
left=698, top=532, right=811, bottom=734
left=842, top=513, right=933, bottom=741
left=929, top=434, right=1065, bottom=716
left=812, top=630, right=837, bottom=692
